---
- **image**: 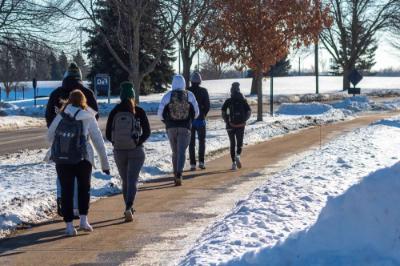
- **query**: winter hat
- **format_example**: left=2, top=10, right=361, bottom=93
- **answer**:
left=191, top=72, right=202, bottom=84
left=231, top=82, right=240, bottom=94
left=120, top=82, right=135, bottom=100
left=171, top=75, right=186, bottom=91
left=63, top=62, right=82, bottom=80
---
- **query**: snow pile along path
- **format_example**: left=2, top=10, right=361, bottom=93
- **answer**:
left=181, top=117, right=400, bottom=265
left=0, top=110, right=348, bottom=239
left=0, top=116, right=45, bottom=131
left=228, top=163, right=400, bottom=266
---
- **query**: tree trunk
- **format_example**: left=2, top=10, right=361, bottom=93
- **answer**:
left=342, top=67, right=351, bottom=91
left=181, top=48, right=192, bottom=88
left=250, top=72, right=262, bottom=95
left=255, top=70, right=263, bottom=121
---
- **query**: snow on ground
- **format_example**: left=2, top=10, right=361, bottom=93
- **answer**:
left=181, top=117, right=400, bottom=266
left=0, top=116, right=45, bottom=131
left=0, top=107, right=348, bottom=238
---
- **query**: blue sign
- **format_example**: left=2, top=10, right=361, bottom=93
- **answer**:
left=95, top=74, right=110, bottom=95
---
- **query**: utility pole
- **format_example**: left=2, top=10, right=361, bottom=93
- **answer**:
left=315, top=40, right=319, bottom=94
left=298, top=57, right=301, bottom=76
left=197, top=50, right=200, bottom=71
left=270, top=66, right=274, bottom=116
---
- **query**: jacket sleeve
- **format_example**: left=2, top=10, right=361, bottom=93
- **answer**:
left=188, top=91, right=200, bottom=119
left=244, top=100, right=252, bottom=121
left=45, top=92, right=58, bottom=128
left=221, top=99, right=229, bottom=123
left=138, top=109, right=151, bottom=146
left=157, top=92, right=171, bottom=120
left=47, top=114, right=62, bottom=143
left=203, top=89, right=210, bottom=117
left=105, top=107, right=117, bottom=142
left=88, top=117, right=110, bottom=171
left=86, top=90, right=99, bottom=120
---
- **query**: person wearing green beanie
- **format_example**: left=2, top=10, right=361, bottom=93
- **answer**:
left=106, top=82, right=151, bottom=222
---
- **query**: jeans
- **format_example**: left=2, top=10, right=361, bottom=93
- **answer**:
left=167, top=128, right=191, bottom=174
left=114, top=147, right=146, bottom=210
left=56, top=160, right=92, bottom=223
left=227, top=127, right=245, bottom=162
left=189, top=125, right=206, bottom=165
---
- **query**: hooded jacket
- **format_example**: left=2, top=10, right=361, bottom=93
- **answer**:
left=46, top=104, right=110, bottom=171
left=157, top=75, right=199, bottom=129
left=188, top=83, right=210, bottom=121
left=45, top=78, right=99, bottom=128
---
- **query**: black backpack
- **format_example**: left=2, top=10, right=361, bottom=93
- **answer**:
left=229, top=99, right=247, bottom=125
left=51, top=110, right=87, bottom=164
left=168, top=90, right=190, bottom=121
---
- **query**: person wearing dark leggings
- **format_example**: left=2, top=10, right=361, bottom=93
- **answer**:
left=222, top=82, right=251, bottom=170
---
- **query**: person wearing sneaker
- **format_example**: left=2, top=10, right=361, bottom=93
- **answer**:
left=106, top=82, right=151, bottom=222
left=188, top=72, right=210, bottom=171
left=46, top=90, right=110, bottom=236
left=221, top=82, right=251, bottom=170
left=158, top=75, right=199, bottom=186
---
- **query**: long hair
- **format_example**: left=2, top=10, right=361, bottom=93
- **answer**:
left=61, top=89, right=87, bottom=112
left=121, top=98, right=136, bottom=114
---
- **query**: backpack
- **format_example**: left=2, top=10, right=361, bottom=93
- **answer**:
left=168, top=90, right=190, bottom=121
left=229, top=99, right=247, bottom=125
left=51, top=110, right=87, bottom=164
left=112, top=112, right=142, bottom=150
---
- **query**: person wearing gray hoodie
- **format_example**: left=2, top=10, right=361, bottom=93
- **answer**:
left=158, top=75, right=199, bottom=186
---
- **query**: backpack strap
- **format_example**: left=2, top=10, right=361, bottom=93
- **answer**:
left=73, top=109, right=81, bottom=119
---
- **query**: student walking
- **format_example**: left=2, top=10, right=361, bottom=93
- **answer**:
left=47, top=90, right=110, bottom=237
left=188, top=72, right=210, bottom=171
left=106, top=82, right=151, bottom=222
left=45, top=62, right=99, bottom=218
left=221, top=82, right=251, bottom=170
left=158, top=75, right=199, bottom=186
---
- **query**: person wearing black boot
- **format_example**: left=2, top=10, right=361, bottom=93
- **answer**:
left=188, top=72, right=210, bottom=171
left=221, top=82, right=251, bottom=170
left=45, top=62, right=99, bottom=218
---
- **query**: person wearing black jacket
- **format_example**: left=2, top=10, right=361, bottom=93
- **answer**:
left=221, top=82, right=251, bottom=171
left=45, top=62, right=99, bottom=218
left=106, top=82, right=151, bottom=222
left=188, top=72, right=210, bottom=171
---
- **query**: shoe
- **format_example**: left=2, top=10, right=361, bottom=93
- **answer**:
left=57, top=197, right=63, bottom=217
left=124, top=209, right=134, bottom=222
left=190, top=164, right=196, bottom=171
left=231, top=162, right=237, bottom=171
left=73, top=209, right=80, bottom=220
left=65, top=222, right=77, bottom=237
left=175, top=172, right=182, bottom=186
left=236, top=156, right=242, bottom=169
left=199, top=162, right=206, bottom=170
left=79, top=215, right=93, bottom=232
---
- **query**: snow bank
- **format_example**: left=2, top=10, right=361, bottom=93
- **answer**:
left=0, top=110, right=349, bottom=238
left=228, top=163, right=400, bottom=266
left=0, top=116, right=45, bottom=131
left=181, top=116, right=400, bottom=265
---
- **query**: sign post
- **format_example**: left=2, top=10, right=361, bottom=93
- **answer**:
left=95, top=74, right=111, bottom=104
left=347, top=69, right=363, bottom=97
left=32, top=78, right=37, bottom=106
left=270, top=65, right=274, bottom=116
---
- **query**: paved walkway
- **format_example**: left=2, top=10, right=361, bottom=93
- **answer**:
left=0, top=112, right=397, bottom=266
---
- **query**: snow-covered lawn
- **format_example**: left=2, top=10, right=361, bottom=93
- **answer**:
left=0, top=116, right=44, bottom=131
left=181, top=117, right=400, bottom=266
left=0, top=106, right=348, bottom=238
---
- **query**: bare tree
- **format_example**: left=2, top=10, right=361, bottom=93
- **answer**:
left=320, top=0, right=398, bottom=90
left=173, top=0, right=214, bottom=86
left=199, top=54, right=226, bottom=80
left=59, top=0, right=178, bottom=102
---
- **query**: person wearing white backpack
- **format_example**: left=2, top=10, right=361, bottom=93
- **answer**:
left=106, top=82, right=151, bottom=222
left=47, top=90, right=110, bottom=237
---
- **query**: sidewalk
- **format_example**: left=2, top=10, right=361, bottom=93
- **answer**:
left=0, top=112, right=397, bottom=266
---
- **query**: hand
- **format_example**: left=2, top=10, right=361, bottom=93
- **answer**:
left=103, top=169, right=110, bottom=175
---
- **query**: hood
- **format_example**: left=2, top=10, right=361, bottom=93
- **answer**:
left=63, top=104, right=97, bottom=121
left=171, top=75, right=186, bottom=91
left=231, top=91, right=245, bottom=100
left=62, top=77, right=84, bottom=91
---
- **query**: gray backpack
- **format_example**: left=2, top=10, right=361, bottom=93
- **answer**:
left=51, top=110, right=87, bottom=164
left=112, top=112, right=142, bottom=150
left=168, top=90, right=190, bottom=121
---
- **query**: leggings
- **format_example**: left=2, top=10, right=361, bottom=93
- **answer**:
left=56, top=160, right=92, bottom=223
left=227, top=127, right=245, bottom=162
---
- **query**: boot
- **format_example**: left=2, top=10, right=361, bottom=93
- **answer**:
left=79, top=215, right=93, bottom=232
left=65, top=222, right=77, bottom=237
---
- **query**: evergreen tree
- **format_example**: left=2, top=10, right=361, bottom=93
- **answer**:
left=85, top=0, right=175, bottom=95
left=73, top=50, right=88, bottom=80
left=58, top=51, right=69, bottom=74
left=49, top=52, right=62, bottom=80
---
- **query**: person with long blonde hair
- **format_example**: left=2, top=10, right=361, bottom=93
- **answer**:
left=47, top=89, right=110, bottom=236
left=106, top=82, right=151, bottom=222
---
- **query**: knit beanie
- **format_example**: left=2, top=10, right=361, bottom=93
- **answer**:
left=231, top=82, right=240, bottom=94
left=63, top=62, right=82, bottom=80
left=171, top=75, right=186, bottom=91
left=191, top=72, right=202, bottom=84
left=120, top=82, right=135, bottom=100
